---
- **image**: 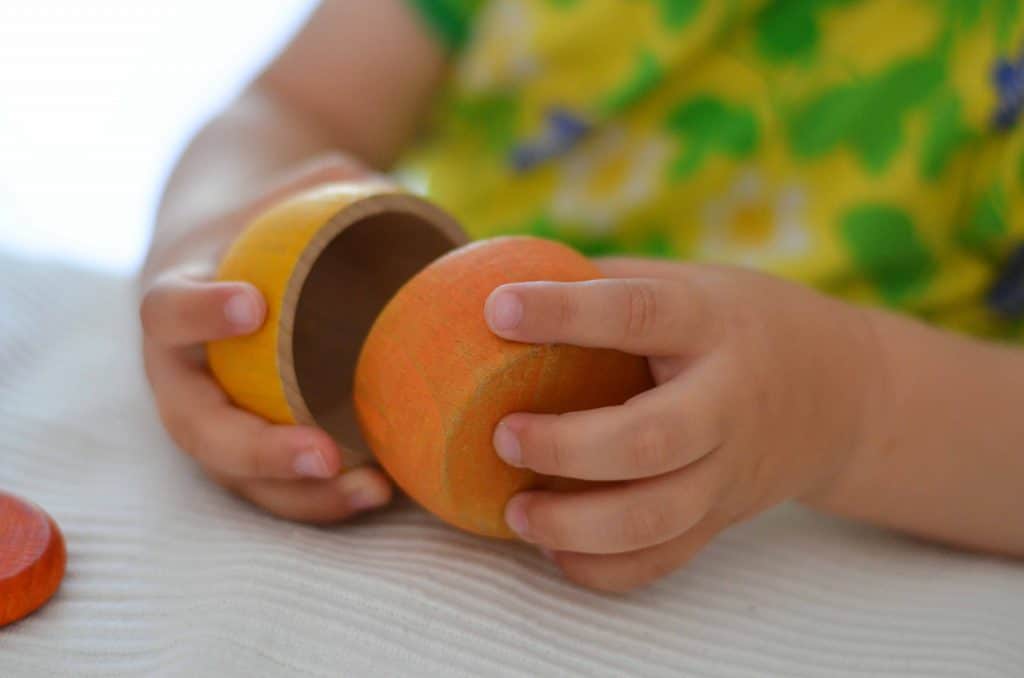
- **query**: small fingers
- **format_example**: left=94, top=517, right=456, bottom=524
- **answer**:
left=505, top=454, right=722, bottom=554
left=494, top=368, right=724, bottom=481
left=225, top=466, right=393, bottom=524
left=191, top=415, right=346, bottom=481
left=550, top=515, right=726, bottom=593
left=141, top=275, right=265, bottom=347
left=147, top=347, right=344, bottom=480
left=485, top=277, right=711, bottom=356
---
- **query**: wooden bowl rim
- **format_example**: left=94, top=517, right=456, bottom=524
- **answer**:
left=276, top=190, right=468, bottom=448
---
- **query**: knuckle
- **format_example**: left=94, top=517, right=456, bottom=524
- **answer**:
left=623, top=280, right=659, bottom=341
left=188, top=431, right=219, bottom=469
left=706, top=406, right=728, bottom=457
left=629, top=422, right=672, bottom=473
left=169, top=414, right=204, bottom=461
left=531, top=502, right=571, bottom=548
left=555, top=287, right=580, bottom=332
left=544, top=417, right=574, bottom=475
left=686, top=282, right=721, bottom=346
left=138, top=287, right=165, bottom=337
left=306, top=152, right=365, bottom=180
left=241, top=435, right=272, bottom=477
left=619, top=503, right=670, bottom=548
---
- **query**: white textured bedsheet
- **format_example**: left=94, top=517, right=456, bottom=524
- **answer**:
left=1, top=251, right=1022, bottom=677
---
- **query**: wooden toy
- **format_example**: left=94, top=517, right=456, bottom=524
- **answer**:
left=0, top=492, right=66, bottom=627
left=208, top=181, right=468, bottom=467
left=209, top=183, right=653, bottom=537
left=355, top=236, right=653, bottom=538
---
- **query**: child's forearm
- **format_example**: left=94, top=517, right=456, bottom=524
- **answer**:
left=143, top=84, right=342, bottom=282
left=803, top=307, right=1024, bottom=557
left=143, top=1, right=446, bottom=285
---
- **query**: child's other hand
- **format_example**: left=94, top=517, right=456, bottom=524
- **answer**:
left=140, top=155, right=392, bottom=522
left=486, top=258, right=881, bottom=592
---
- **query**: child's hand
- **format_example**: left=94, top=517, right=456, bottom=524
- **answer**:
left=140, top=155, right=392, bottom=523
left=486, top=258, right=881, bottom=592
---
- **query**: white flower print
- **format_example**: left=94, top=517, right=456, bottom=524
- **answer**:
left=698, top=170, right=811, bottom=267
left=550, top=126, right=672, bottom=233
left=458, top=0, right=538, bottom=91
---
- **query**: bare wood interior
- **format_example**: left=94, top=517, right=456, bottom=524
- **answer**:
left=291, top=210, right=461, bottom=461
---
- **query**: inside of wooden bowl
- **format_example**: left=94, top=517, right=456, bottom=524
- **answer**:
left=288, top=202, right=465, bottom=465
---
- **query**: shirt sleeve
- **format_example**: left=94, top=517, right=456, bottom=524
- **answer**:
left=404, top=0, right=486, bottom=53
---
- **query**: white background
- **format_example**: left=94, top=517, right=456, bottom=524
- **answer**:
left=0, top=1, right=316, bottom=273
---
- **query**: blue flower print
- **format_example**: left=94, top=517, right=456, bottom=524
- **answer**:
left=510, top=108, right=591, bottom=172
left=988, top=242, right=1024, bottom=317
left=992, top=52, right=1024, bottom=131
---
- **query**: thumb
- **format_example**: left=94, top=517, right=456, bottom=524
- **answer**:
left=140, top=273, right=266, bottom=347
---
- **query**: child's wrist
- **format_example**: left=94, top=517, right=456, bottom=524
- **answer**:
left=802, top=304, right=896, bottom=509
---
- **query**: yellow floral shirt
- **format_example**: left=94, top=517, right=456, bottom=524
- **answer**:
left=401, top=0, right=1024, bottom=339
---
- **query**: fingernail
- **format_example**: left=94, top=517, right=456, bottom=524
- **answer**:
left=505, top=496, right=531, bottom=540
left=293, top=449, right=331, bottom=478
left=493, top=422, right=523, bottom=467
left=487, top=291, right=523, bottom=331
left=339, top=474, right=386, bottom=511
left=538, top=547, right=555, bottom=561
left=225, top=292, right=261, bottom=330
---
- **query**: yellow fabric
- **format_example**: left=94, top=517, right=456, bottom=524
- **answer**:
left=402, top=0, right=1024, bottom=339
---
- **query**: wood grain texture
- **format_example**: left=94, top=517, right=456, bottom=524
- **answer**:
left=0, top=492, right=66, bottom=627
left=354, top=237, right=655, bottom=538
left=207, top=181, right=467, bottom=467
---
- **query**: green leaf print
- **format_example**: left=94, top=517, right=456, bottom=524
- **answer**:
left=634, top=229, right=678, bottom=258
left=842, top=205, right=936, bottom=304
left=958, top=185, right=1008, bottom=255
left=513, top=214, right=678, bottom=257
left=599, top=51, right=665, bottom=116
left=920, top=93, right=974, bottom=181
left=666, top=96, right=759, bottom=180
left=877, top=56, right=946, bottom=110
left=787, top=54, right=945, bottom=174
left=788, top=87, right=863, bottom=157
left=520, top=215, right=622, bottom=256
left=849, top=113, right=903, bottom=173
left=755, top=0, right=855, bottom=63
left=942, top=0, right=983, bottom=29
left=453, top=94, right=519, bottom=154
left=656, top=0, right=703, bottom=30
left=996, top=0, right=1022, bottom=50
left=407, top=0, right=484, bottom=51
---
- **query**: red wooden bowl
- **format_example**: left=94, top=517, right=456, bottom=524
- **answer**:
left=0, top=492, right=66, bottom=627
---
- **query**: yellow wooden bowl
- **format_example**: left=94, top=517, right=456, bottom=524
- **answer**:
left=207, top=181, right=468, bottom=467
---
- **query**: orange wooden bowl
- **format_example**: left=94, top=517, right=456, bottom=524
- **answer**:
left=0, top=492, right=66, bottom=627
left=208, top=182, right=468, bottom=466
left=354, top=237, right=654, bottom=538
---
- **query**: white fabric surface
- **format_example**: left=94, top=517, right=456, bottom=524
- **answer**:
left=1, top=251, right=1023, bottom=677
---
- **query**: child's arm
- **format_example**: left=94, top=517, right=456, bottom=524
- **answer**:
left=803, top=306, right=1024, bottom=557
left=145, top=0, right=445, bottom=279
left=483, top=258, right=1024, bottom=591
left=140, top=0, right=446, bottom=522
